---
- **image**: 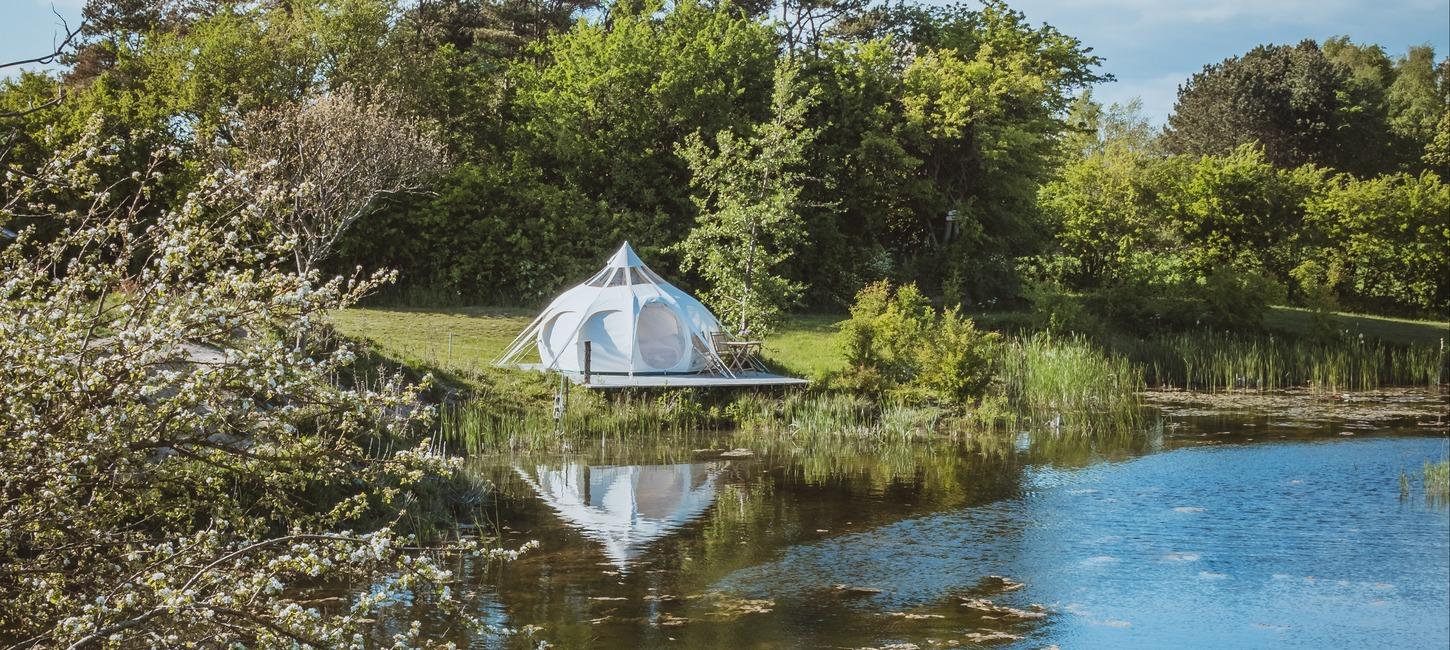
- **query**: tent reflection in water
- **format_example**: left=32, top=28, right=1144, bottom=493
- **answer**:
left=516, top=463, right=721, bottom=570
left=495, top=242, right=807, bottom=387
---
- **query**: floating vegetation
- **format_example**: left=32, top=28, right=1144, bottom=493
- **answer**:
left=959, top=598, right=1048, bottom=620
left=830, top=584, right=885, bottom=597
left=693, top=592, right=775, bottom=619
left=1145, top=387, right=1446, bottom=427
left=973, top=575, right=1025, bottom=594
left=882, top=612, right=946, bottom=620
left=1125, top=331, right=1445, bottom=393
left=959, top=631, right=1023, bottom=643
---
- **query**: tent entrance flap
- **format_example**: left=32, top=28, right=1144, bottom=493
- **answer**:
left=636, top=302, right=686, bottom=370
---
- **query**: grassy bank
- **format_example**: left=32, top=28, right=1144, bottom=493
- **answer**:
left=333, top=304, right=1445, bottom=386
left=1263, top=307, right=1449, bottom=347
left=331, top=304, right=1445, bottom=452
left=330, top=307, right=851, bottom=384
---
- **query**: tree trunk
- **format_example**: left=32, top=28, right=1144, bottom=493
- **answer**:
left=740, top=215, right=756, bottom=336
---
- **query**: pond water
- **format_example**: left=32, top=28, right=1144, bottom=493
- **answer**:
left=372, top=391, right=1449, bottom=648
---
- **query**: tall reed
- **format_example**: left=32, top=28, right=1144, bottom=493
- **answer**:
left=1426, top=459, right=1450, bottom=503
left=438, top=388, right=727, bottom=454
left=1125, top=331, right=1444, bottom=392
left=998, top=332, right=1145, bottom=432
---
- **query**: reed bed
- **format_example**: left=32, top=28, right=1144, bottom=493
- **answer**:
left=438, top=388, right=728, bottom=454
left=420, top=327, right=1444, bottom=457
left=1125, top=331, right=1445, bottom=392
left=998, top=332, right=1145, bottom=432
left=727, top=391, right=954, bottom=439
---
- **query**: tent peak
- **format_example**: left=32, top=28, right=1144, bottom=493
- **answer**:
left=608, top=241, right=645, bottom=268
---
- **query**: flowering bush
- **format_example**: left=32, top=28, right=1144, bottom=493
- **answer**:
left=0, top=123, right=528, bottom=648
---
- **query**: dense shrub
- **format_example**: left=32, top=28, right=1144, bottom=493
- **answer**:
left=0, top=131, right=538, bottom=645
left=837, top=281, right=999, bottom=405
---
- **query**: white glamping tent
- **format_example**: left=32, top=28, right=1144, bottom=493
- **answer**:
left=496, top=242, right=722, bottom=375
left=496, top=242, right=807, bottom=387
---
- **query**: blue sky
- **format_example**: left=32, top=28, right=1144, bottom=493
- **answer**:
left=3, top=0, right=1447, bottom=123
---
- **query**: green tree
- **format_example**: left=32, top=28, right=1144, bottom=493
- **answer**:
left=1038, top=99, right=1165, bottom=287
left=1425, top=110, right=1450, bottom=178
left=1164, top=40, right=1360, bottom=171
left=511, top=0, right=777, bottom=264
left=1303, top=171, right=1450, bottom=315
left=1387, top=46, right=1447, bottom=146
left=896, top=1, right=1105, bottom=305
left=1165, top=145, right=1318, bottom=277
left=1322, top=36, right=1400, bottom=172
left=675, top=64, right=816, bottom=334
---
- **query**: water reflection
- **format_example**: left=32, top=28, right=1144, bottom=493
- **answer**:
left=515, top=462, right=721, bottom=570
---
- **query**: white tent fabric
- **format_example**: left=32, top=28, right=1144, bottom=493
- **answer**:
left=515, top=462, right=720, bottom=570
left=497, top=242, right=727, bottom=375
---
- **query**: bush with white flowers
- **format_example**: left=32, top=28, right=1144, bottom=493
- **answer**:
left=0, top=121, right=529, bottom=648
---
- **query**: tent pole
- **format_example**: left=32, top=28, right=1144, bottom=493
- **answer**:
left=495, top=308, right=551, bottom=366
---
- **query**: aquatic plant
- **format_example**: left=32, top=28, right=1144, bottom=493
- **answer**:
left=439, top=385, right=731, bottom=454
left=1123, top=331, right=1444, bottom=392
left=1426, top=460, right=1450, bottom=501
left=998, top=332, right=1145, bottom=432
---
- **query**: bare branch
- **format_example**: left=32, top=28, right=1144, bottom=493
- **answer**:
left=231, top=86, right=447, bottom=274
left=0, top=9, right=84, bottom=70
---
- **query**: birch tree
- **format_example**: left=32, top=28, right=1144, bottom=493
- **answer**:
left=675, top=64, right=815, bottom=335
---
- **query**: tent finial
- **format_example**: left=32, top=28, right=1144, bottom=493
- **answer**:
left=610, top=241, right=643, bottom=268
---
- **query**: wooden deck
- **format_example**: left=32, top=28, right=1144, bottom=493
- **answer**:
left=515, top=365, right=808, bottom=388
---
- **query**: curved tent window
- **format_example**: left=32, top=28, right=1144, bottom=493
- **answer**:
left=636, top=302, right=686, bottom=370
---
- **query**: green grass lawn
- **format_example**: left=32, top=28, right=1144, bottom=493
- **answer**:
left=762, top=314, right=846, bottom=378
left=330, top=307, right=851, bottom=380
left=1264, top=306, right=1448, bottom=347
left=330, top=306, right=536, bottom=378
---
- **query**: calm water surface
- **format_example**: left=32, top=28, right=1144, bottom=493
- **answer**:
left=373, top=392, right=1450, bottom=648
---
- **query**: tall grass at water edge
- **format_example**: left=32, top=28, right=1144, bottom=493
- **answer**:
left=998, top=333, right=1146, bottom=432
left=1426, top=460, right=1450, bottom=501
left=1124, top=331, right=1446, bottom=392
left=437, top=387, right=729, bottom=454
left=429, top=329, right=1443, bottom=454
left=1401, top=459, right=1449, bottom=505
